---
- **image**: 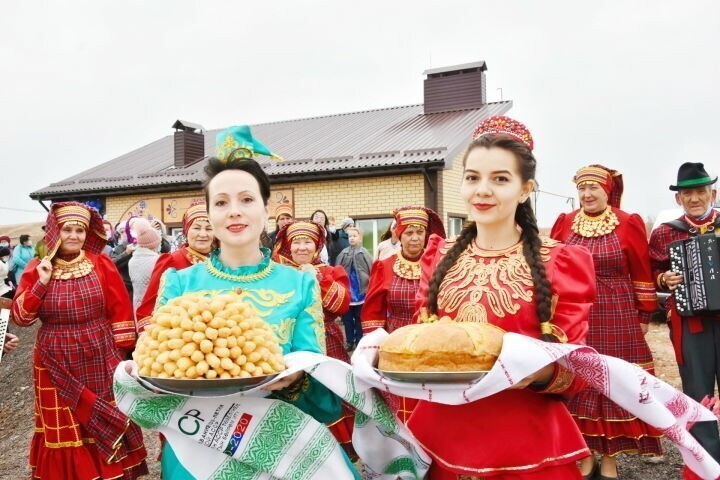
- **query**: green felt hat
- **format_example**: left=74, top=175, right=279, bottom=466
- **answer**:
left=669, top=162, right=717, bottom=191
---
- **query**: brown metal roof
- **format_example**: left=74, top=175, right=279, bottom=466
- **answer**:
left=31, top=101, right=512, bottom=200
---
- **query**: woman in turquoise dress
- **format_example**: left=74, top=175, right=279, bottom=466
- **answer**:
left=156, top=126, right=350, bottom=479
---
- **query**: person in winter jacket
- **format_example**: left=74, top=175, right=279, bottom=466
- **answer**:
left=334, top=227, right=372, bottom=349
left=12, top=234, right=34, bottom=280
left=128, top=218, right=161, bottom=316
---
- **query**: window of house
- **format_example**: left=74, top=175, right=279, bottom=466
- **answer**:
left=448, top=216, right=466, bottom=238
left=355, top=217, right=393, bottom=258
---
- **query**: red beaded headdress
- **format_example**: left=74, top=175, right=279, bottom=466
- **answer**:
left=271, top=221, right=326, bottom=267
left=574, top=164, right=624, bottom=208
left=472, top=115, right=534, bottom=151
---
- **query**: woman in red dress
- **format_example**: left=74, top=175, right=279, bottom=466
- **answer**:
left=411, top=116, right=596, bottom=479
left=361, top=205, right=445, bottom=424
left=362, top=205, right=445, bottom=335
left=550, top=165, right=662, bottom=479
left=271, top=220, right=356, bottom=457
left=135, top=200, right=215, bottom=332
left=12, top=202, right=147, bottom=480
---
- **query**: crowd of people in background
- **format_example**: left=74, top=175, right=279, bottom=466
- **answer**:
left=1, top=117, right=719, bottom=480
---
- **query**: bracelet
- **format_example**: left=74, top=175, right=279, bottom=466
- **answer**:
left=657, top=273, right=667, bottom=289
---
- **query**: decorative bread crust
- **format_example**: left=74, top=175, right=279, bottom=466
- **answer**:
left=378, top=318, right=504, bottom=372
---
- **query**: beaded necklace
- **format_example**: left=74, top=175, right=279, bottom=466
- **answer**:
left=571, top=207, right=619, bottom=238
left=51, top=251, right=94, bottom=280
left=393, top=251, right=421, bottom=280
left=205, top=253, right=274, bottom=282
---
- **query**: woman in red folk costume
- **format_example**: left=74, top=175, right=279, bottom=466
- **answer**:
left=550, top=165, right=662, bottom=479
left=362, top=206, right=445, bottom=335
left=271, top=220, right=357, bottom=458
left=361, top=205, right=445, bottom=424
left=411, top=116, right=596, bottom=480
left=136, top=200, right=215, bottom=332
left=12, top=202, right=147, bottom=480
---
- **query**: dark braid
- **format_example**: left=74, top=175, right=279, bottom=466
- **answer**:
left=426, top=133, right=558, bottom=342
left=515, top=200, right=556, bottom=342
left=426, top=223, right=477, bottom=315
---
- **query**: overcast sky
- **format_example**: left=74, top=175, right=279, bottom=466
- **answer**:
left=1, top=0, right=718, bottom=228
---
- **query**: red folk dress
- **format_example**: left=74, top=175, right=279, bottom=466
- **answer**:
left=317, top=264, right=352, bottom=361
left=12, top=252, right=147, bottom=480
left=551, top=207, right=662, bottom=456
left=315, top=264, right=355, bottom=448
left=410, top=234, right=595, bottom=479
left=361, top=251, right=422, bottom=423
left=135, top=246, right=208, bottom=332
left=362, top=252, right=421, bottom=334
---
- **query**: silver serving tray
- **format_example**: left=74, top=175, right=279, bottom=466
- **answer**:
left=140, top=373, right=279, bottom=394
left=373, top=368, right=489, bottom=383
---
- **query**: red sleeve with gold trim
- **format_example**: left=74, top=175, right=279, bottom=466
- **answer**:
left=648, top=223, right=676, bottom=290
left=414, top=234, right=446, bottom=320
left=549, top=212, right=573, bottom=242
left=360, top=256, right=393, bottom=334
left=135, top=251, right=186, bottom=333
left=318, top=265, right=350, bottom=317
left=11, top=259, right=44, bottom=327
left=544, top=243, right=596, bottom=395
left=91, top=253, right=136, bottom=349
left=619, top=212, right=657, bottom=320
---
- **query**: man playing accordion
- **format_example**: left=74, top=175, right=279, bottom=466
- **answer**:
left=649, top=161, right=720, bottom=466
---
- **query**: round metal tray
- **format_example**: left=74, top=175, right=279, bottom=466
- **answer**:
left=140, top=373, right=279, bottom=394
left=373, top=368, right=489, bottom=383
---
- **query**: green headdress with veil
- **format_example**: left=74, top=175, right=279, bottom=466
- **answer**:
left=215, top=125, right=283, bottom=162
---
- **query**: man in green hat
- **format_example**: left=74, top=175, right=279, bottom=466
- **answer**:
left=649, top=162, right=719, bottom=466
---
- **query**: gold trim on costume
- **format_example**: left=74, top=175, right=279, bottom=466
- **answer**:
left=392, top=251, right=421, bottom=280
left=541, top=365, right=574, bottom=393
left=417, top=437, right=589, bottom=474
left=51, top=251, right=94, bottom=280
left=185, top=247, right=209, bottom=265
left=437, top=242, right=535, bottom=323
left=206, top=259, right=275, bottom=282
left=571, top=207, right=619, bottom=237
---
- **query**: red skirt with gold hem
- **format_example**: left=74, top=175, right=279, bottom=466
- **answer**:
left=30, top=353, right=147, bottom=480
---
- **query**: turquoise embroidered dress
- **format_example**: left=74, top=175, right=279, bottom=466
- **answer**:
left=156, top=248, right=344, bottom=479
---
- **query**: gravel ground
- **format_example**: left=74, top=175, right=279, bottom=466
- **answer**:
left=0, top=322, right=696, bottom=479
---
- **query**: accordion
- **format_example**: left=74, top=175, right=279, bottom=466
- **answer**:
left=669, top=233, right=720, bottom=316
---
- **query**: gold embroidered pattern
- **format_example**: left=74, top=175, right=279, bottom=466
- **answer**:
left=542, top=365, right=575, bottom=394
left=392, top=252, right=421, bottom=280
left=51, top=252, right=93, bottom=280
left=269, top=318, right=296, bottom=345
left=436, top=237, right=557, bottom=323
left=185, top=247, right=208, bottom=265
left=571, top=207, right=619, bottom=237
left=438, top=243, right=534, bottom=323
left=305, top=282, right=326, bottom=352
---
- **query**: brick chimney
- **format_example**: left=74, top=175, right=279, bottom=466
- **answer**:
left=423, top=61, right=487, bottom=114
left=172, top=120, right=205, bottom=168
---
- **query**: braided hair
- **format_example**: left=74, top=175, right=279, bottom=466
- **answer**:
left=426, top=135, right=557, bottom=342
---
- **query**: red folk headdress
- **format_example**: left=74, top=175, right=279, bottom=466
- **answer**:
left=574, top=164, right=624, bottom=208
left=392, top=206, right=446, bottom=244
left=272, top=221, right=326, bottom=267
left=45, top=202, right=107, bottom=259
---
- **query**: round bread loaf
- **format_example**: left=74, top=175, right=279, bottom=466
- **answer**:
left=378, top=318, right=504, bottom=372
